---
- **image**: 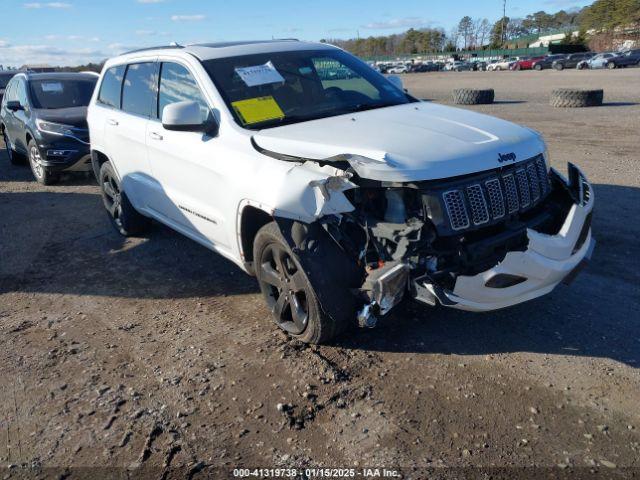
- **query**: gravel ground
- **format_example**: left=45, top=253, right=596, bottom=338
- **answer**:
left=1, top=69, right=639, bottom=479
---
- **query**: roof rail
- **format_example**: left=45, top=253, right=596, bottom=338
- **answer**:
left=122, top=44, right=184, bottom=55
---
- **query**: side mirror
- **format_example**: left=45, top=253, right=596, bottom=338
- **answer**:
left=162, top=101, right=218, bottom=135
left=7, top=101, right=23, bottom=112
left=386, top=75, right=404, bottom=92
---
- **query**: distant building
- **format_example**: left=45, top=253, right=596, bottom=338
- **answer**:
left=20, top=64, right=57, bottom=72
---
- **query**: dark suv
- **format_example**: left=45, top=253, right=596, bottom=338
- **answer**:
left=0, top=72, right=98, bottom=184
left=552, top=52, right=595, bottom=70
left=605, top=49, right=640, bottom=69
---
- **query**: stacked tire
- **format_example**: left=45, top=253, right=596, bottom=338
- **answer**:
left=453, top=88, right=495, bottom=105
left=550, top=89, right=603, bottom=108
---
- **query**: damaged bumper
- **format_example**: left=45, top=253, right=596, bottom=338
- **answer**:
left=413, top=163, right=595, bottom=312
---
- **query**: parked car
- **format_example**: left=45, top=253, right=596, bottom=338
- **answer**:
left=490, top=58, right=517, bottom=71
left=445, top=61, right=472, bottom=72
left=531, top=54, right=567, bottom=70
left=387, top=64, right=409, bottom=74
left=1, top=72, right=97, bottom=184
left=485, top=60, right=499, bottom=71
left=511, top=56, right=546, bottom=70
left=576, top=52, right=618, bottom=69
left=87, top=40, right=595, bottom=343
left=552, top=52, right=595, bottom=70
left=472, top=61, right=488, bottom=71
left=605, top=49, right=640, bottom=69
left=0, top=71, right=21, bottom=105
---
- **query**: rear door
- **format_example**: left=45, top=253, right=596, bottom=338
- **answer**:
left=145, top=60, right=231, bottom=248
left=103, top=61, right=158, bottom=209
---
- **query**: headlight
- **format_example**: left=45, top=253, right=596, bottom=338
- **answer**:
left=35, top=119, right=76, bottom=137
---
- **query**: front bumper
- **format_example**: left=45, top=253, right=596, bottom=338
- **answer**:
left=413, top=163, right=595, bottom=312
left=36, top=139, right=91, bottom=172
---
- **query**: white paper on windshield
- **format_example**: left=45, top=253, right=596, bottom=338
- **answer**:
left=41, top=82, right=63, bottom=93
left=235, top=61, right=285, bottom=87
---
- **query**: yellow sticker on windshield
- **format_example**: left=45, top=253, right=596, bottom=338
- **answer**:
left=231, top=96, right=285, bottom=125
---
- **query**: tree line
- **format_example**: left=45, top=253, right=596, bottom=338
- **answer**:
left=324, top=0, right=639, bottom=57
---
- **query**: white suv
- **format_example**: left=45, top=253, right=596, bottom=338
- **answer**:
left=87, top=40, right=595, bottom=343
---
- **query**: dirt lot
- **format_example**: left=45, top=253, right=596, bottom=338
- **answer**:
left=1, top=69, right=639, bottom=479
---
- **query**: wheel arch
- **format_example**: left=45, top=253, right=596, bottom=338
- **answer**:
left=91, top=149, right=111, bottom=181
left=237, top=202, right=275, bottom=274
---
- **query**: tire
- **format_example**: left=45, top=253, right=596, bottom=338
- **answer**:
left=452, top=88, right=495, bottom=105
left=577, top=63, right=587, bottom=70
left=99, top=161, right=150, bottom=236
left=534, top=64, right=543, bottom=71
left=607, top=62, right=616, bottom=70
left=550, top=89, right=604, bottom=108
left=2, top=128, right=26, bottom=166
left=28, top=140, right=59, bottom=185
left=554, top=63, right=564, bottom=71
left=254, top=222, right=344, bottom=344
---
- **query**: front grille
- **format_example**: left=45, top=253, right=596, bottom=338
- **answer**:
left=443, top=190, right=470, bottom=230
left=439, top=155, right=550, bottom=234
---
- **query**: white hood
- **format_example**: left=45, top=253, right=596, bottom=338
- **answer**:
left=253, top=102, right=546, bottom=182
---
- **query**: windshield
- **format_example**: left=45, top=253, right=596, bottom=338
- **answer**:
left=29, top=78, right=97, bottom=109
left=203, top=49, right=413, bottom=130
left=0, top=74, right=15, bottom=89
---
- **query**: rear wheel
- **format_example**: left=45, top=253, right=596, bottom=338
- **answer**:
left=534, top=63, right=543, bottom=71
left=254, top=222, right=339, bottom=344
left=28, top=140, right=58, bottom=185
left=99, top=161, right=150, bottom=236
left=554, top=63, right=564, bottom=71
left=607, top=61, right=616, bottom=70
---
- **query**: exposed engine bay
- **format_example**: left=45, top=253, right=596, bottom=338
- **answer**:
left=258, top=137, right=595, bottom=329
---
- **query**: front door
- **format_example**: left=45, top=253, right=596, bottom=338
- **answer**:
left=145, top=61, right=232, bottom=249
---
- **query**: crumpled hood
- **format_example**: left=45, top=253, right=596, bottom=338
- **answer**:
left=35, top=106, right=89, bottom=129
left=253, top=102, right=546, bottom=182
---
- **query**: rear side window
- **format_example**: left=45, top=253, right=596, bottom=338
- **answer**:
left=158, top=62, right=209, bottom=121
left=98, top=65, right=125, bottom=108
left=122, top=62, right=157, bottom=117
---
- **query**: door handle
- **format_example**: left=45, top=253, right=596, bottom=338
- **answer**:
left=149, top=132, right=163, bottom=141
left=107, top=119, right=119, bottom=126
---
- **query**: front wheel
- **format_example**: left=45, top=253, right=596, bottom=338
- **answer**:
left=554, top=63, right=564, bottom=71
left=607, top=62, right=616, bottom=70
left=99, top=161, right=150, bottom=236
left=534, top=64, right=543, bottom=71
left=254, top=222, right=340, bottom=344
left=28, top=140, right=58, bottom=185
left=2, top=128, right=25, bottom=165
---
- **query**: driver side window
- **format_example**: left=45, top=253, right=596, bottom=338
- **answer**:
left=312, top=57, right=380, bottom=101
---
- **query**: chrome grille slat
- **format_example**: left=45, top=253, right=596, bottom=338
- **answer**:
left=527, top=163, right=541, bottom=202
left=442, top=190, right=470, bottom=231
left=516, top=169, right=531, bottom=208
left=485, top=178, right=505, bottom=219
left=466, top=184, right=490, bottom=225
left=503, top=174, right=519, bottom=213
left=439, top=155, right=550, bottom=233
left=535, top=157, right=549, bottom=194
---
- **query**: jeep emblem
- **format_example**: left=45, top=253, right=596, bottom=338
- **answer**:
left=498, top=152, right=517, bottom=163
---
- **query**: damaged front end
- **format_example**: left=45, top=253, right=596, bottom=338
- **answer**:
left=272, top=151, right=594, bottom=327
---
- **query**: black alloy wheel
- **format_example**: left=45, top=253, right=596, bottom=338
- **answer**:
left=101, top=166, right=124, bottom=232
left=258, top=242, right=309, bottom=335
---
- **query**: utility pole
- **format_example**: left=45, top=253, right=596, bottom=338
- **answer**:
left=500, top=0, right=507, bottom=46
